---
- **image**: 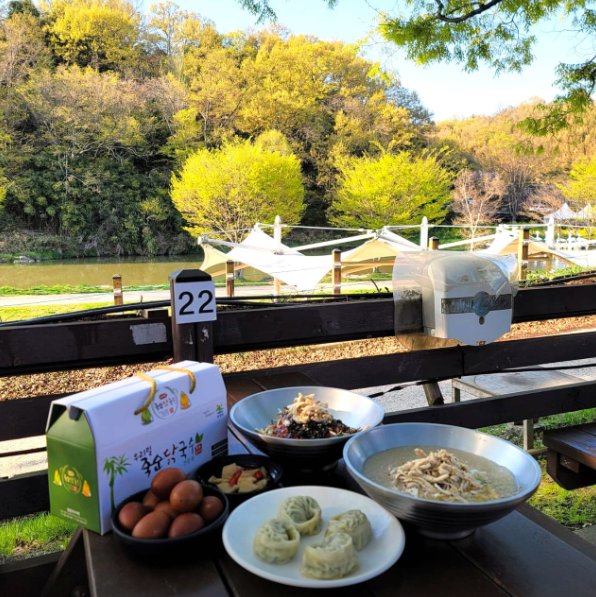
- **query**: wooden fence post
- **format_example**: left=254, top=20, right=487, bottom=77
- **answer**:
left=112, top=274, right=123, bottom=306
left=273, top=277, right=281, bottom=301
left=423, top=236, right=444, bottom=406
left=169, top=269, right=215, bottom=363
left=518, top=228, right=529, bottom=282
left=226, top=260, right=235, bottom=297
left=428, top=236, right=440, bottom=251
left=333, top=248, right=341, bottom=295
left=518, top=227, right=534, bottom=449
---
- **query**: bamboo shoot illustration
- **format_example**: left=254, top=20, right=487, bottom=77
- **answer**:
left=103, top=455, right=130, bottom=511
left=181, top=391, right=191, bottom=409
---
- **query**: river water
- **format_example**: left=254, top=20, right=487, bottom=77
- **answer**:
left=0, top=253, right=566, bottom=290
left=0, top=256, right=206, bottom=288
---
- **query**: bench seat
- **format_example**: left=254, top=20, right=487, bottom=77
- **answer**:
left=452, top=368, right=583, bottom=449
left=543, top=423, right=596, bottom=489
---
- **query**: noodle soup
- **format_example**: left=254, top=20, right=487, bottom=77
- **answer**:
left=362, top=446, right=517, bottom=503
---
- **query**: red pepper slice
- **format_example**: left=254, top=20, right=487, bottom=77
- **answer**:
left=229, top=470, right=242, bottom=486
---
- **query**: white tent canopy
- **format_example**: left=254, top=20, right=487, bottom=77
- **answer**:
left=199, top=225, right=421, bottom=291
left=544, top=202, right=577, bottom=222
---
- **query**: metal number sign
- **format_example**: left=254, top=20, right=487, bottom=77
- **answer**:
left=173, top=280, right=217, bottom=323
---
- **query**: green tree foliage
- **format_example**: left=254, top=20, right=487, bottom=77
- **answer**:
left=0, top=2, right=434, bottom=255
left=46, top=0, right=142, bottom=72
left=239, top=0, right=596, bottom=134
left=171, top=131, right=304, bottom=242
left=331, top=152, right=453, bottom=229
left=3, top=66, right=188, bottom=255
left=209, top=30, right=429, bottom=222
left=435, top=101, right=596, bottom=218
left=376, top=1, right=596, bottom=134
left=559, top=157, right=596, bottom=210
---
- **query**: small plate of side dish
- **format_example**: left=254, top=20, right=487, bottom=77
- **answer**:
left=197, top=454, right=283, bottom=507
left=222, top=485, right=405, bottom=588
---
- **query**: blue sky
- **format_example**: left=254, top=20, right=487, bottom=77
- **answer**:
left=177, top=0, right=579, bottom=122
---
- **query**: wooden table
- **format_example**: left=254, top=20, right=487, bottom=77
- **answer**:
left=44, top=372, right=596, bottom=597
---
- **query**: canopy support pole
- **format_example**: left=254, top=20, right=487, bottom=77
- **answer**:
left=420, top=216, right=428, bottom=248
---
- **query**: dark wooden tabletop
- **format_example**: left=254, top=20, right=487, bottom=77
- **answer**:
left=77, top=372, right=596, bottom=597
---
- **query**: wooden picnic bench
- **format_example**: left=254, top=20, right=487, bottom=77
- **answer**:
left=544, top=424, right=596, bottom=490
left=28, top=371, right=596, bottom=597
left=452, top=368, right=583, bottom=450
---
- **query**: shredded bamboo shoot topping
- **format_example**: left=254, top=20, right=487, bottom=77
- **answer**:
left=389, top=448, right=501, bottom=503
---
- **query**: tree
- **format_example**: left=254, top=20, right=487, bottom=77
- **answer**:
left=451, top=170, right=505, bottom=241
left=103, top=455, right=130, bottom=512
left=171, top=131, right=304, bottom=242
left=435, top=105, right=557, bottom=220
left=559, top=156, right=596, bottom=211
left=238, top=0, right=596, bottom=133
left=237, top=0, right=336, bottom=22
left=46, top=0, right=142, bottom=72
left=331, top=151, right=452, bottom=229
left=521, top=185, right=564, bottom=222
left=379, top=2, right=596, bottom=134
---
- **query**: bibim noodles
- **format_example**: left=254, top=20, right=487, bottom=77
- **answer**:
left=389, top=448, right=501, bottom=503
left=258, top=393, right=360, bottom=439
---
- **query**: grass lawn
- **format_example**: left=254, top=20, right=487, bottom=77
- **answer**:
left=529, top=460, right=596, bottom=529
left=0, top=302, right=142, bottom=322
left=0, top=513, right=77, bottom=563
left=481, top=408, right=596, bottom=529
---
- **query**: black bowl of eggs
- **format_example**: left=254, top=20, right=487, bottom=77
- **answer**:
left=112, top=467, right=229, bottom=555
left=197, top=454, right=283, bottom=509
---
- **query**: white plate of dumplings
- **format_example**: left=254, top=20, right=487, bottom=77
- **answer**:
left=222, top=485, right=405, bottom=588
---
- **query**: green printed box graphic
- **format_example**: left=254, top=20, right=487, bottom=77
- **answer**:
left=47, top=409, right=101, bottom=532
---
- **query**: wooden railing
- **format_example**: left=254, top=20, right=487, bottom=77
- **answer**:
left=3, top=283, right=596, bottom=520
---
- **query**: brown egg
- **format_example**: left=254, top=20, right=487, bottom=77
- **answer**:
left=198, top=496, right=224, bottom=523
left=170, top=480, right=203, bottom=513
left=168, top=513, right=205, bottom=538
left=154, top=501, right=178, bottom=519
left=151, top=468, right=187, bottom=500
left=118, top=502, right=150, bottom=532
left=142, top=490, right=161, bottom=510
left=132, top=511, right=171, bottom=539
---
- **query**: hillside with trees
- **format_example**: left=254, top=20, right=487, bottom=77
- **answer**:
left=3, top=0, right=596, bottom=258
left=0, top=0, right=434, bottom=256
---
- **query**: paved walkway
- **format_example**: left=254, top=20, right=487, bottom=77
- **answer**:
left=0, top=281, right=385, bottom=308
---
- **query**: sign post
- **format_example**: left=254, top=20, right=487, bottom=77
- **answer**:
left=169, top=269, right=217, bottom=363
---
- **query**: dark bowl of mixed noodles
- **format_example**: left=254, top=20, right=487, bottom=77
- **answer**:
left=229, top=386, right=384, bottom=472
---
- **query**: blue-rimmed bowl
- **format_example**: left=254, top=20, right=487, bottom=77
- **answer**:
left=344, top=422, right=541, bottom=540
left=229, top=386, right=384, bottom=472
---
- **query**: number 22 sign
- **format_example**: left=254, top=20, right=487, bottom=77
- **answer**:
left=172, top=279, right=217, bottom=324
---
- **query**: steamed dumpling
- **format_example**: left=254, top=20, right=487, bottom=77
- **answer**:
left=278, top=496, right=322, bottom=536
left=253, top=519, right=300, bottom=564
left=300, top=532, right=358, bottom=580
left=325, top=509, right=373, bottom=551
